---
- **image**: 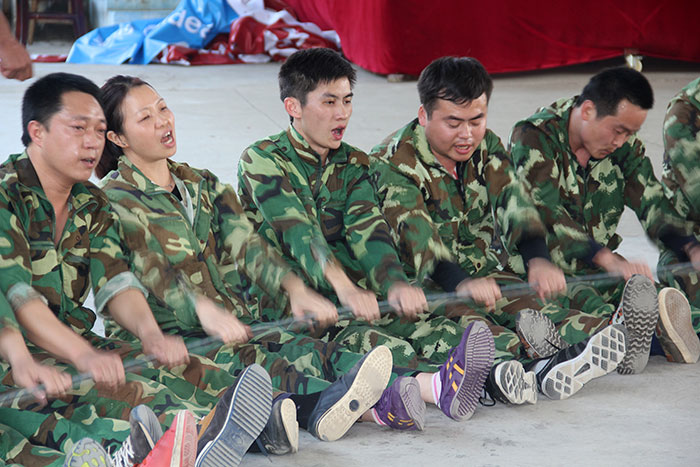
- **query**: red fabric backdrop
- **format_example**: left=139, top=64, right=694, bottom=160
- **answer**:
left=283, top=0, right=700, bottom=75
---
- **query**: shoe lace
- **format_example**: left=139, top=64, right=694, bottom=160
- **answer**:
left=111, top=435, right=135, bottom=467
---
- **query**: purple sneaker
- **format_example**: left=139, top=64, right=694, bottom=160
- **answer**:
left=372, top=376, right=425, bottom=431
left=436, top=321, right=494, bottom=421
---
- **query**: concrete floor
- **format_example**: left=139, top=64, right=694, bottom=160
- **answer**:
left=1, top=40, right=699, bottom=466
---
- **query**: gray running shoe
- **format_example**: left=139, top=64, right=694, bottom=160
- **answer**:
left=616, top=275, right=658, bottom=374
left=516, top=308, right=569, bottom=359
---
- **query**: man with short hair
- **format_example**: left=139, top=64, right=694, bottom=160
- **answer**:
left=509, top=67, right=700, bottom=367
left=369, top=56, right=627, bottom=404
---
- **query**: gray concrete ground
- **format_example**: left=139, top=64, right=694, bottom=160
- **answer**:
left=1, top=39, right=699, bottom=466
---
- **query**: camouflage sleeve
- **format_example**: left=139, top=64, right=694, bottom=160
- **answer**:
left=482, top=133, right=547, bottom=252
left=371, top=156, right=452, bottom=284
left=207, top=172, right=292, bottom=300
left=0, top=188, right=49, bottom=312
left=343, top=159, right=410, bottom=296
left=0, top=293, right=19, bottom=331
left=621, top=137, right=692, bottom=245
left=89, top=201, right=148, bottom=313
left=662, top=95, right=700, bottom=219
left=238, top=146, right=333, bottom=290
left=510, top=123, right=597, bottom=264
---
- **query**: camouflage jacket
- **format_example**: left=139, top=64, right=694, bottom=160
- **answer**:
left=100, top=156, right=292, bottom=337
left=369, top=119, right=547, bottom=285
left=661, top=77, right=700, bottom=239
left=238, top=126, right=408, bottom=298
left=509, top=96, right=691, bottom=275
left=0, top=152, right=146, bottom=335
left=0, top=294, right=18, bottom=331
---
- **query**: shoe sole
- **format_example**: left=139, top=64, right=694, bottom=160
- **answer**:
left=493, top=360, right=538, bottom=405
left=516, top=308, right=568, bottom=359
left=542, top=324, right=626, bottom=400
left=617, top=275, right=658, bottom=374
left=195, top=364, right=272, bottom=467
left=315, top=345, right=392, bottom=441
left=658, top=288, right=700, bottom=363
left=448, top=321, right=495, bottom=421
left=279, top=398, right=299, bottom=454
left=396, top=376, right=427, bottom=431
left=172, top=411, right=197, bottom=467
left=66, top=438, right=111, bottom=467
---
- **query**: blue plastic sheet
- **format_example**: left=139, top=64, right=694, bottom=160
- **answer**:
left=67, top=0, right=240, bottom=64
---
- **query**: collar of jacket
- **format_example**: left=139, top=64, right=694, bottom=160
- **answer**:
left=9, top=151, right=97, bottom=210
left=285, top=125, right=349, bottom=166
left=113, top=155, right=202, bottom=193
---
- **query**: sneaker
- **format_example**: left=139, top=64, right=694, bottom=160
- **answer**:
left=435, top=321, right=495, bottom=421
left=256, top=397, right=299, bottom=455
left=657, top=288, right=700, bottom=363
left=138, top=410, right=197, bottom=467
left=530, top=324, right=627, bottom=400
left=371, top=376, right=426, bottom=431
left=615, top=275, right=659, bottom=374
left=64, top=438, right=113, bottom=467
left=196, top=364, right=272, bottom=467
left=111, top=405, right=163, bottom=467
left=484, top=361, right=537, bottom=405
left=516, top=309, right=568, bottom=359
left=308, top=345, right=392, bottom=442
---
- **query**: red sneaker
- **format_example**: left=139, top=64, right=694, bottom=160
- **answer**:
left=137, top=410, right=197, bottom=467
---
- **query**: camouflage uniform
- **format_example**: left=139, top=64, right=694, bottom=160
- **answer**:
left=659, top=78, right=700, bottom=313
left=238, top=126, right=463, bottom=370
left=0, top=152, right=240, bottom=465
left=509, top=97, right=700, bottom=332
left=369, top=120, right=610, bottom=363
left=100, top=156, right=416, bottom=391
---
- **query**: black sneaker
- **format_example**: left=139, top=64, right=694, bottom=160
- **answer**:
left=111, top=405, right=163, bottom=467
left=256, top=397, right=299, bottom=455
left=615, top=275, right=658, bottom=374
left=516, top=308, right=568, bottom=359
left=196, top=364, right=272, bottom=467
left=484, top=361, right=537, bottom=405
left=308, top=345, right=392, bottom=442
left=528, top=324, right=627, bottom=400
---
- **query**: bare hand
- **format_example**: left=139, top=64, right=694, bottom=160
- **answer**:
left=387, top=282, right=427, bottom=320
left=594, top=248, right=652, bottom=281
left=336, top=285, right=380, bottom=322
left=0, top=38, right=33, bottom=81
left=287, top=286, right=338, bottom=329
left=456, top=277, right=501, bottom=308
left=196, top=296, right=251, bottom=345
left=686, top=243, right=700, bottom=271
left=527, top=258, right=567, bottom=299
left=12, top=358, right=72, bottom=404
left=142, top=332, right=190, bottom=369
left=74, top=350, right=125, bottom=391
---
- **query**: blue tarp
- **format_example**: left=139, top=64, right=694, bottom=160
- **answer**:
left=67, top=0, right=240, bottom=64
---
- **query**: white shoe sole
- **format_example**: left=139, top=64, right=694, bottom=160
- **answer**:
left=542, top=325, right=626, bottom=400
left=658, top=288, right=700, bottom=363
left=279, top=398, right=299, bottom=454
left=315, top=345, right=392, bottom=442
left=494, top=360, right=537, bottom=405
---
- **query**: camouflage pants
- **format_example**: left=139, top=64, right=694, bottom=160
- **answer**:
left=432, top=271, right=610, bottom=365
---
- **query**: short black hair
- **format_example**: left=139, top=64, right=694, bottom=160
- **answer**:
left=279, top=48, right=356, bottom=105
left=96, top=75, right=151, bottom=179
left=417, top=56, right=493, bottom=117
left=21, top=72, right=101, bottom=146
left=575, top=67, right=654, bottom=118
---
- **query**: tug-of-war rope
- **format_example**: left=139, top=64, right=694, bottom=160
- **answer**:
left=0, top=261, right=697, bottom=407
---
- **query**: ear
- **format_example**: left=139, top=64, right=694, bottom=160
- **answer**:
left=580, top=100, right=597, bottom=122
left=418, top=105, right=429, bottom=127
left=107, top=130, right=128, bottom=149
left=283, top=97, right=302, bottom=121
left=26, top=120, right=44, bottom=147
